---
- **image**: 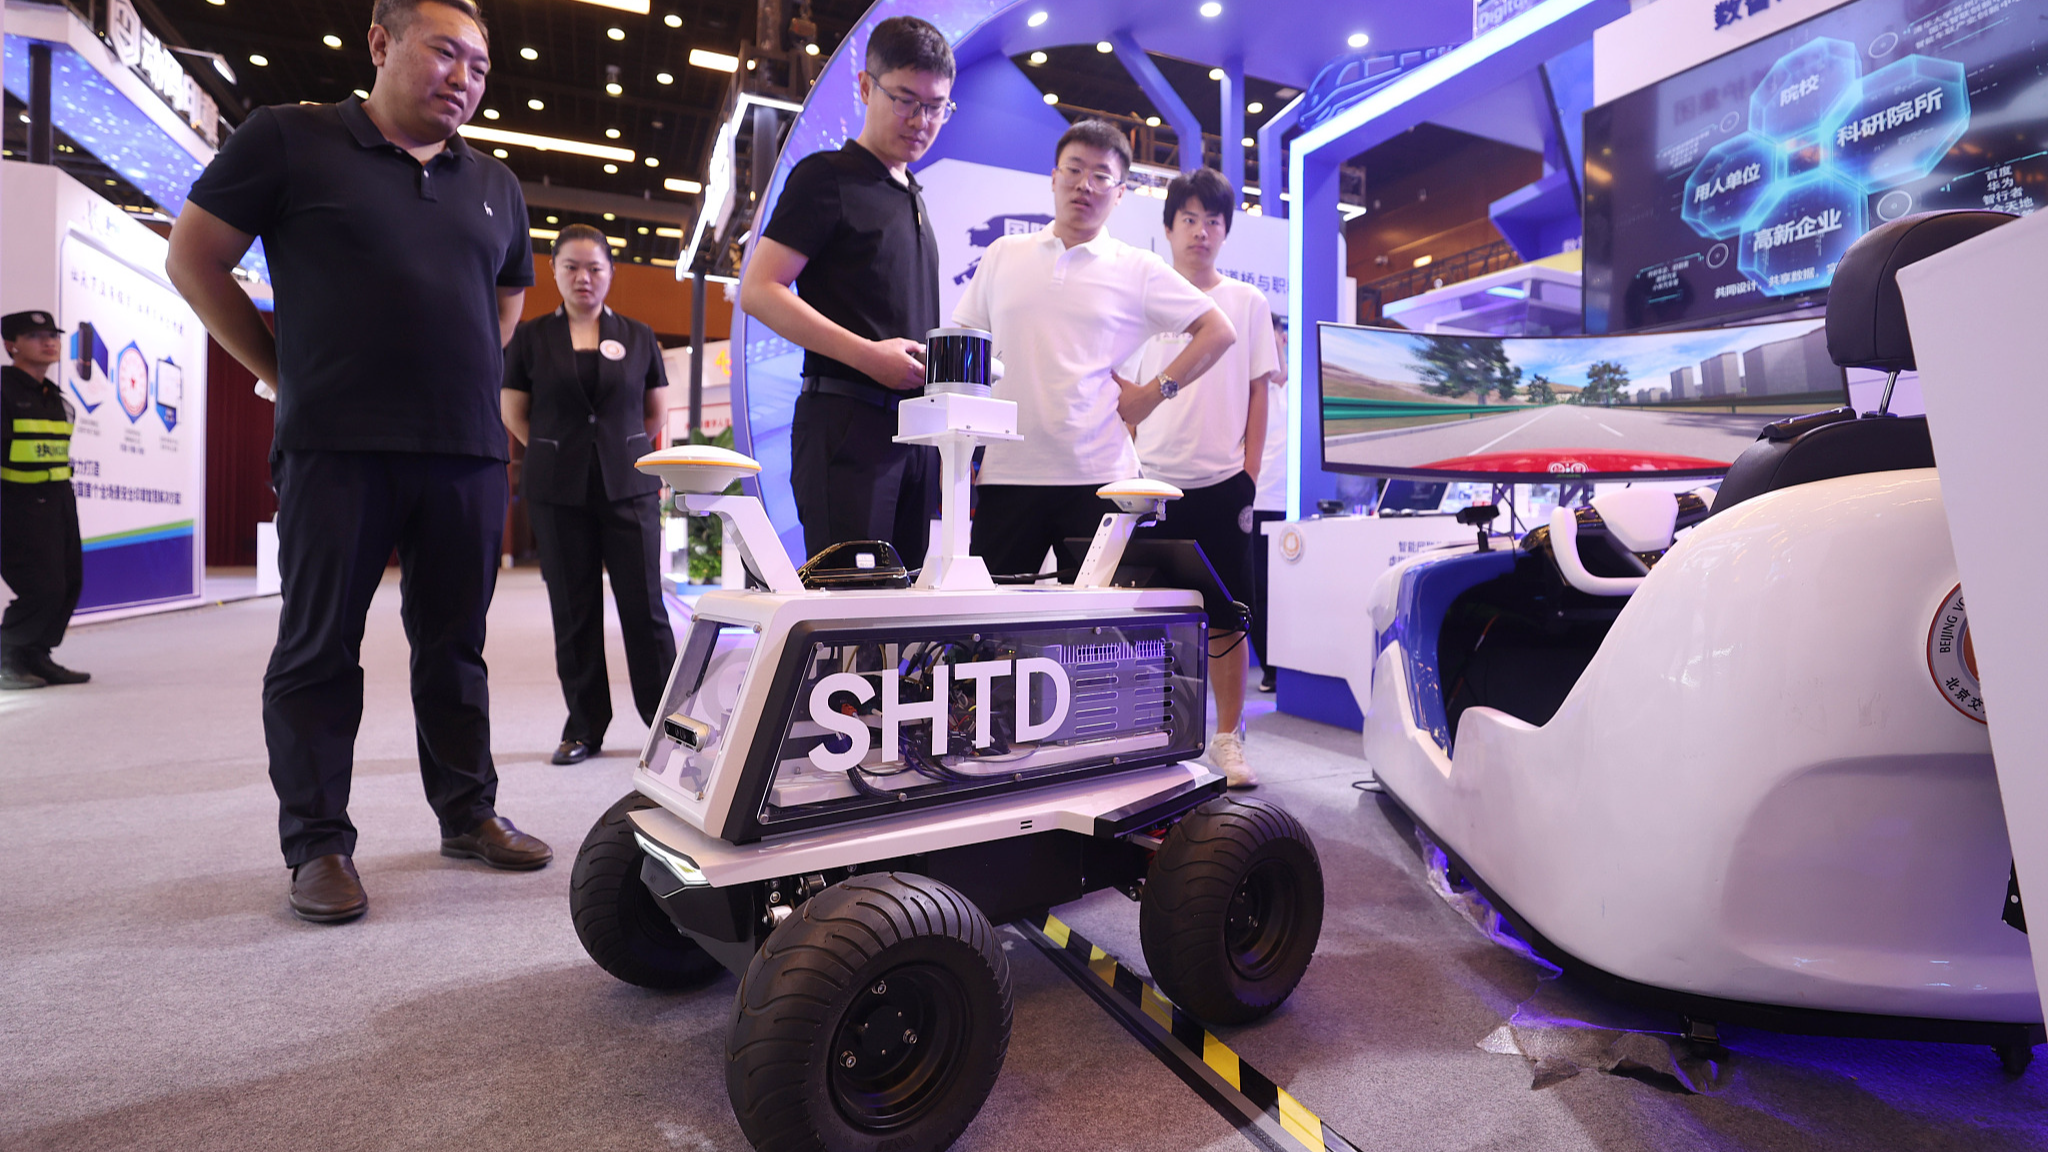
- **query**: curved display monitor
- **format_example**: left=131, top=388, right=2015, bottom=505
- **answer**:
left=1583, top=0, right=2047, bottom=333
left=1319, top=318, right=1846, bottom=480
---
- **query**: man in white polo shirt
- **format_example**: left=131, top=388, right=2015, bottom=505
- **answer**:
left=1121, top=168, right=1278, bottom=788
left=953, top=120, right=1237, bottom=577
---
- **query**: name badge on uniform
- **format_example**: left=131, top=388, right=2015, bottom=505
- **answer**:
left=599, top=339, right=627, bottom=362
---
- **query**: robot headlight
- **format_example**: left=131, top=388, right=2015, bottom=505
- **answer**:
left=635, top=831, right=711, bottom=891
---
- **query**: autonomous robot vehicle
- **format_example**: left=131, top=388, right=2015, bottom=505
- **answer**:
left=567, top=329, right=1325, bottom=1152
left=1360, top=210, right=2042, bottom=1072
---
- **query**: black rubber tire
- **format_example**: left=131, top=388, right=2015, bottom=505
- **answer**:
left=1140, top=795, right=1325, bottom=1025
left=726, top=873, right=1012, bottom=1152
left=569, top=792, right=724, bottom=990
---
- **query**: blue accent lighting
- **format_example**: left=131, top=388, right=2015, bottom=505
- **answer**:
left=1737, top=171, right=1868, bottom=297
left=1682, top=132, right=1783, bottom=240
left=1749, top=37, right=1862, bottom=147
left=1825, top=55, right=1971, bottom=192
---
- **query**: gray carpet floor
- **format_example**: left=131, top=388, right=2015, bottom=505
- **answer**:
left=3, top=571, right=2044, bottom=1151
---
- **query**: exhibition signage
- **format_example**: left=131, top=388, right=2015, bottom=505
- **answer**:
left=99, top=0, right=220, bottom=147
left=57, top=209, right=209, bottom=614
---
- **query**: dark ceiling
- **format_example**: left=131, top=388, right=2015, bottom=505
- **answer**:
left=147, top=0, right=873, bottom=265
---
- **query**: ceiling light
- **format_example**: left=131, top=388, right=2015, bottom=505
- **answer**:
left=248, top=54, right=269, bottom=67
left=1096, top=41, right=1112, bottom=53
left=528, top=98, right=545, bottom=110
left=606, top=82, right=624, bottom=96
left=1241, top=137, right=1253, bottom=147
left=352, top=88, right=367, bottom=98
left=608, top=236, right=626, bottom=246
left=207, top=0, right=224, bottom=6
left=531, top=228, right=560, bottom=240
left=657, top=71, right=674, bottom=84
left=638, top=226, right=650, bottom=235
left=1145, top=115, right=1160, bottom=127
left=1042, top=92, right=1059, bottom=105
left=606, top=128, right=622, bottom=138
left=805, top=43, right=819, bottom=56
left=607, top=28, right=626, bottom=41
left=603, top=213, right=617, bottom=220
left=603, top=163, right=619, bottom=173
left=1200, top=1, right=1223, bottom=14
left=322, top=34, right=343, bottom=49
left=664, top=178, right=702, bottom=194
left=483, top=108, right=501, bottom=119
left=665, top=14, right=683, bottom=28
left=1348, top=32, right=1370, bottom=48
left=655, top=226, right=684, bottom=238
left=1027, top=11, right=1049, bottom=27
left=1413, top=254, right=1432, bottom=268
left=571, top=0, right=652, bottom=11
left=1208, top=67, right=1224, bottom=80
left=457, top=124, right=635, bottom=161
left=521, top=47, right=538, bottom=60
left=493, top=148, right=508, bottom=158
left=645, top=156, right=660, bottom=166
left=690, top=48, right=740, bottom=72
left=1028, top=51, right=1047, bottom=65
left=546, top=215, right=559, bottom=224
left=1247, top=101, right=1263, bottom=114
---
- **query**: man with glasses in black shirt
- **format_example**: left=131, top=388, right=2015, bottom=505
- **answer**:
left=740, top=16, right=955, bottom=565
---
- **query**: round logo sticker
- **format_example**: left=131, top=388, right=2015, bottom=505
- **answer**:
left=116, top=343, right=151, bottom=423
left=1277, top=526, right=1305, bottom=564
left=1926, top=584, right=1986, bottom=723
left=599, top=339, right=627, bottom=361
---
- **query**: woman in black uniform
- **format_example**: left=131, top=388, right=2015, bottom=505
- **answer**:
left=502, top=224, right=674, bottom=764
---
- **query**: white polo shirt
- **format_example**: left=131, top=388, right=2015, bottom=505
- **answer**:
left=1122, top=277, right=1278, bottom=490
left=953, top=226, right=1214, bottom=486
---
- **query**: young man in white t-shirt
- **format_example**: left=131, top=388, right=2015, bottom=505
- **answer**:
left=1120, top=169, right=1279, bottom=787
left=953, top=120, right=1237, bottom=577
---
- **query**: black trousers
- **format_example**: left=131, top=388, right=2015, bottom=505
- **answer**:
left=0, top=482, right=82, bottom=659
left=790, top=389, right=936, bottom=566
left=262, top=450, right=506, bottom=867
left=1249, top=509, right=1285, bottom=668
left=970, top=483, right=1119, bottom=579
left=527, top=489, right=676, bottom=745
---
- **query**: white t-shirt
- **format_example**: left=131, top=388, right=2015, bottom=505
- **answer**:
left=953, top=227, right=1214, bottom=486
left=1254, top=376, right=1289, bottom=512
left=1122, top=277, right=1278, bottom=490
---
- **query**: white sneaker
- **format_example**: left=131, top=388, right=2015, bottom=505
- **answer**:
left=1208, top=730, right=1259, bottom=788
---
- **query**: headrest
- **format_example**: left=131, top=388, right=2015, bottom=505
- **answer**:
left=1826, top=211, right=2016, bottom=373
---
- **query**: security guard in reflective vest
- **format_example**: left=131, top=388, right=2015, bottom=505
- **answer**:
left=1, top=310, right=89, bottom=690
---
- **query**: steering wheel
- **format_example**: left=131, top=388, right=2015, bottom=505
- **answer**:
left=1545, top=489, right=1710, bottom=597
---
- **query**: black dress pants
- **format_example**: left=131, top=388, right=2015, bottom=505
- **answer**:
left=0, top=482, right=82, bottom=659
left=790, top=389, right=936, bottom=565
left=527, top=488, right=676, bottom=746
left=970, top=483, right=1120, bottom=579
left=262, top=450, right=506, bottom=867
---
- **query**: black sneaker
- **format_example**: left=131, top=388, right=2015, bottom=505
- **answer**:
left=1258, top=668, right=1277, bottom=693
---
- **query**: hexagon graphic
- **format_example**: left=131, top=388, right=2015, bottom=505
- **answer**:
left=1737, top=172, right=1868, bottom=297
left=1683, top=133, right=1783, bottom=240
left=1824, top=55, right=1970, bottom=191
left=1749, top=38, right=1862, bottom=145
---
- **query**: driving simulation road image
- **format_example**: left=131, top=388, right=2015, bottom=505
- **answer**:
left=1319, top=318, right=1845, bottom=477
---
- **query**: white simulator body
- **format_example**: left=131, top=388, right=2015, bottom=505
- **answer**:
left=1363, top=469, right=2039, bottom=1024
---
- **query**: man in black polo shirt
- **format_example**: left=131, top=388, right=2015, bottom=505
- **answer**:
left=739, top=16, right=954, bottom=565
left=166, top=0, right=549, bottom=925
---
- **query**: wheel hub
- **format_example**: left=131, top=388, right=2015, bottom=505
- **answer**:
left=828, top=963, right=968, bottom=1132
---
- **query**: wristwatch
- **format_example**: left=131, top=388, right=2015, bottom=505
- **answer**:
left=1155, top=372, right=1180, bottom=400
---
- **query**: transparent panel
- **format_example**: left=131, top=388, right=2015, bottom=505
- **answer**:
left=645, top=618, right=759, bottom=798
left=758, top=615, right=1206, bottom=826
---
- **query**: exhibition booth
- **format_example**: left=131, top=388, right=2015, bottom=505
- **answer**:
left=7, top=0, right=2048, bottom=1148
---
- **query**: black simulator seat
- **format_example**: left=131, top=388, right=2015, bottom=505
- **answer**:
left=1709, top=210, right=2017, bottom=517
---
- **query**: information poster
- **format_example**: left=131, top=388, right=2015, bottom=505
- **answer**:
left=58, top=232, right=208, bottom=613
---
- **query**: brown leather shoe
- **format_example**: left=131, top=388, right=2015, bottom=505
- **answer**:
left=441, top=815, right=553, bottom=871
left=289, top=854, right=368, bottom=923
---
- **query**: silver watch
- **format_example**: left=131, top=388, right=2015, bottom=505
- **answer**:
left=1155, top=372, right=1180, bottom=400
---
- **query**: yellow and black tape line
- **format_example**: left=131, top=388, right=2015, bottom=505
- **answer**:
left=1020, top=913, right=1360, bottom=1152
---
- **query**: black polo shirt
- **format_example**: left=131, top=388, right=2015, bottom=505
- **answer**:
left=762, top=140, right=939, bottom=392
left=186, top=97, right=533, bottom=461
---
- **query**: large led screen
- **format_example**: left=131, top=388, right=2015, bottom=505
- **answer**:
left=1583, top=0, right=2046, bottom=333
left=1319, top=318, right=1846, bottom=480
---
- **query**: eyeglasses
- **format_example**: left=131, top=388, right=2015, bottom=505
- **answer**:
left=1057, top=164, right=1125, bottom=193
left=866, top=73, right=956, bottom=124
